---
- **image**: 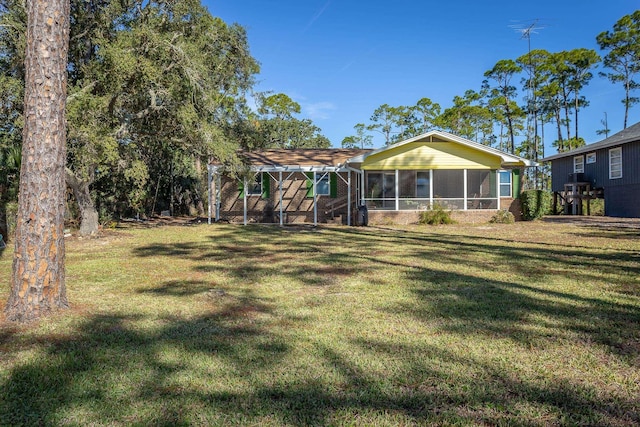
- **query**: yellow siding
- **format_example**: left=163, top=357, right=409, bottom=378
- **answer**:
left=362, top=142, right=503, bottom=170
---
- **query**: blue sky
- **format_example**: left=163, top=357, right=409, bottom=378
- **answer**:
left=207, top=0, right=639, bottom=155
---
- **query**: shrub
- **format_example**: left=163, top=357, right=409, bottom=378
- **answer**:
left=520, top=190, right=552, bottom=221
left=489, top=209, right=515, bottom=224
left=419, top=204, right=456, bottom=225
left=588, top=199, right=605, bottom=216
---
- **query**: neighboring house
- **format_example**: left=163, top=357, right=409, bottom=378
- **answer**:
left=208, top=131, right=537, bottom=225
left=542, top=121, right=640, bottom=218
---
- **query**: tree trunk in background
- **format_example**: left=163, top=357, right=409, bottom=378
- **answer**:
left=66, top=169, right=99, bottom=236
left=194, top=157, right=205, bottom=216
left=5, top=0, right=70, bottom=322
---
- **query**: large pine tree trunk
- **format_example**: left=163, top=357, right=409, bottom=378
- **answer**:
left=5, top=0, right=70, bottom=322
left=66, top=169, right=99, bottom=236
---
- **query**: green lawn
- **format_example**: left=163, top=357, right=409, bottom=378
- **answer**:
left=1, top=221, right=639, bottom=426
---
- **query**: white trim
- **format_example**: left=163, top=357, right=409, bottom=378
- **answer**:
left=243, top=178, right=248, bottom=225
left=609, top=147, right=622, bottom=179
left=315, top=173, right=331, bottom=196
left=279, top=171, right=283, bottom=226
left=207, top=165, right=212, bottom=224
left=573, top=155, right=584, bottom=173
left=313, top=171, right=318, bottom=226
left=395, top=169, right=399, bottom=211
left=246, top=173, right=263, bottom=196
left=429, top=169, right=433, bottom=208
left=586, top=152, right=596, bottom=164
left=347, top=171, right=351, bottom=226
left=463, top=169, right=468, bottom=211
left=499, top=170, right=512, bottom=198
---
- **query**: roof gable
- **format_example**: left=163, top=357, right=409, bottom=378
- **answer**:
left=361, top=140, right=503, bottom=170
left=348, top=131, right=536, bottom=167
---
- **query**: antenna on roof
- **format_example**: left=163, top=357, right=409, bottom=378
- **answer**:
left=509, top=19, right=546, bottom=189
left=509, top=19, right=545, bottom=41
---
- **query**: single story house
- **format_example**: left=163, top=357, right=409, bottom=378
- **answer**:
left=208, top=130, right=537, bottom=225
left=542, top=121, right=640, bottom=218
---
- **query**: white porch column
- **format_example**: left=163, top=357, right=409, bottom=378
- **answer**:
left=207, top=166, right=212, bottom=224
left=395, top=169, right=399, bottom=211
left=279, top=171, right=283, bottom=226
left=497, top=170, right=501, bottom=210
left=313, top=171, right=318, bottom=226
left=347, top=171, right=351, bottom=226
left=496, top=176, right=500, bottom=210
left=463, top=169, right=468, bottom=211
left=216, top=173, right=221, bottom=221
left=360, top=171, right=365, bottom=206
left=429, top=169, right=433, bottom=209
left=243, top=178, right=247, bottom=226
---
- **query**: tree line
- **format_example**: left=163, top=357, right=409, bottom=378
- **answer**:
left=1, top=3, right=639, bottom=239
left=341, top=12, right=640, bottom=167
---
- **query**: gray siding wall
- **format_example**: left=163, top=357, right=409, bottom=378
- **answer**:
left=550, top=140, right=640, bottom=217
left=551, top=141, right=640, bottom=189
left=551, top=158, right=574, bottom=192
left=606, top=184, right=640, bottom=217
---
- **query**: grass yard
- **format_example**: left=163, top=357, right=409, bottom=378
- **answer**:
left=0, top=220, right=639, bottom=426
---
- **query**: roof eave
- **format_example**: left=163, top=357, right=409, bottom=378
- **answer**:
left=347, top=130, right=537, bottom=167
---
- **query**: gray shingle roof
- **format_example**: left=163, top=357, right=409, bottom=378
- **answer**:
left=542, top=121, right=640, bottom=161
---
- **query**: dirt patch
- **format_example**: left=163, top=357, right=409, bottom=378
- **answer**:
left=116, top=216, right=208, bottom=228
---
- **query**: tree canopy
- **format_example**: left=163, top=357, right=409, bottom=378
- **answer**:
left=0, top=0, right=332, bottom=236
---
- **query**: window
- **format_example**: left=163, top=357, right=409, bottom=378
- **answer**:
left=499, top=170, right=512, bottom=197
left=586, top=152, right=596, bottom=164
left=574, top=155, right=584, bottom=173
left=416, top=172, right=430, bottom=198
left=609, top=147, right=622, bottom=179
left=246, top=173, right=262, bottom=196
left=306, top=172, right=334, bottom=197
left=316, top=173, right=330, bottom=195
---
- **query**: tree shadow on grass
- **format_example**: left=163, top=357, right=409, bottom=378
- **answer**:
left=1, top=223, right=639, bottom=425
left=130, top=224, right=640, bottom=358
left=2, top=309, right=638, bottom=426
left=0, top=301, right=293, bottom=426
left=136, top=279, right=218, bottom=297
left=350, top=337, right=640, bottom=426
left=331, top=226, right=640, bottom=279
left=391, top=265, right=640, bottom=358
left=323, top=227, right=640, bottom=357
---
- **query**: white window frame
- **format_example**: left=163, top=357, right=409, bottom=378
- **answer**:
left=609, top=147, right=622, bottom=179
left=315, top=173, right=330, bottom=196
left=246, top=173, right=263, bottom=196
left=586, top=152, right=596, bottom=164
left=573, top=155, right=584, bottom=173
left=499, top=170, right=512, bottom=198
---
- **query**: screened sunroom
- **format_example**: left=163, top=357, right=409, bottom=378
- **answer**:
left=349, top=131, right=534, bottom=212
left=363, top=169, right=516, bottom=210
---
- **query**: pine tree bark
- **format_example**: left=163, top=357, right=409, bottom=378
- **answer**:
left=5, top=0, right=70, bottom=322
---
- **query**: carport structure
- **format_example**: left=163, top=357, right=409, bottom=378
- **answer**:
left=207, top=149, right=369, bottom=226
